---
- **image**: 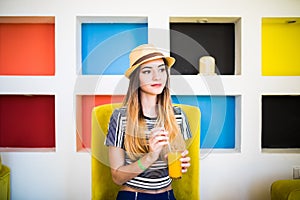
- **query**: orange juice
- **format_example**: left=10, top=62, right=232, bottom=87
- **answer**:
left=168, top=151, right=182, bottom=179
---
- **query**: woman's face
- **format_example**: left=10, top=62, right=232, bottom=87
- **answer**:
left=139, top=58, right=168, bottom=96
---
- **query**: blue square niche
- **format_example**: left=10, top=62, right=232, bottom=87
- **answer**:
left=172, top=95, right=236, bottom=149
left=81, top=23, right=148, bottom=75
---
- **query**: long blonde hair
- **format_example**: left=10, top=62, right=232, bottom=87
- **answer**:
left=123, top=62, right=184, bottom=160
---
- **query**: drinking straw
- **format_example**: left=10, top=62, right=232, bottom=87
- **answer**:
left=161, top=122, right=172, bottom=152
left=168, top=141, right=172, bottom=152
left=161, top=121, right=172, bottom=152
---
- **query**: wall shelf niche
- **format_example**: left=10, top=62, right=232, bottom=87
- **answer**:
left=262, top=17, right=300, bottom=76
left=262, top=95, right=300, bottom=153
left=0, top=16, right=55, bottom=76
left=169, top=17, right=241, bottom=76
left=0, top=95, right=55, bottom=151
left=76, top=95, right=124, bottom=151
left=77, top=16, right=148, bottom=75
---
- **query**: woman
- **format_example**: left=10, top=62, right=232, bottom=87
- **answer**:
left=105, top=44, right=192, bottom=200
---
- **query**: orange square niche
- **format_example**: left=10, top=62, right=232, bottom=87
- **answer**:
left=76, top=95, right=124, bottom=151
left=0, top=17, right=55, bottom=75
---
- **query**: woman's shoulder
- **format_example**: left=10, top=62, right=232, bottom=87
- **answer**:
left=111, top=106, right=127, bottom=117
left=172, top=105, right=183, bottom=115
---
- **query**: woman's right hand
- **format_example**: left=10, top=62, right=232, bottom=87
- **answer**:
left=148, top=127, right=169, bottom=160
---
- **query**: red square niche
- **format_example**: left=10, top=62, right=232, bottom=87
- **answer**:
left=0, top=95, right=55, bottom=149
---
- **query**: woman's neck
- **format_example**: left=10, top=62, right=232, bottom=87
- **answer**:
left=140, top=93, right=157, bottom=118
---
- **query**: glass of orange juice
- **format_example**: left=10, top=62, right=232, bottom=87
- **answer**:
left=168, top=151, right=182, bottom=179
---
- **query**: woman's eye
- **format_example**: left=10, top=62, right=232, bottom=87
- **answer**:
left=142, top=70, right=151, bottom=74
left=159, top=68, right=166, bottom=73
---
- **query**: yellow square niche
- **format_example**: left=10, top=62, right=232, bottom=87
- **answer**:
left=262, top=18, right=300, bottom=76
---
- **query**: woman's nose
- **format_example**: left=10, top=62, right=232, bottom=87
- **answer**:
left=152, top=69, right=161, bottom=80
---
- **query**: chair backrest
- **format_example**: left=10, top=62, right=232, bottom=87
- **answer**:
left=91, top=103, right=200, bottom=200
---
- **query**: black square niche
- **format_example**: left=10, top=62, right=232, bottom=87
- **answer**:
left=170, top=23, right=235, bottom=75
left=262, top=95, right=300, bottom=148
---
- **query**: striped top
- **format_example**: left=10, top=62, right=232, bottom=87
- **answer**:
left=105, top=106, right=192, bottom=191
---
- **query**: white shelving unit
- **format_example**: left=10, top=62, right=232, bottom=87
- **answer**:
left=0, top=1, right=300, bottom=200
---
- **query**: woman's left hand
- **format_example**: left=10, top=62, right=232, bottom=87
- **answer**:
left=180, top=150, right=191, bottom=173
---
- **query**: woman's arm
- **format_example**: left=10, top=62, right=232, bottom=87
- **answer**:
left=109, top=127, right=169, bottom=185
left=108, top=146, right=157, bottom=185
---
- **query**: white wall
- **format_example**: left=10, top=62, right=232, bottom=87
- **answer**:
left=1, top=0, right=300, bottom=199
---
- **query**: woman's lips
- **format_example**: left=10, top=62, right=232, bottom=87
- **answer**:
left=151, top=84, right=162, bottom=87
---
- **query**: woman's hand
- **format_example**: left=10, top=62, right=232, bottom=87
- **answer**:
left=180, top=150, right=191, bottom=173
left=148, top=127, right=169, bottom=160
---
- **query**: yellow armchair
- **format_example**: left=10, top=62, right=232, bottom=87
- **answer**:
left=0, top=155, right=10, bottom=200
left=271, top=180, right=300, bottom=200
left=91, top=103, right=200, bottom=200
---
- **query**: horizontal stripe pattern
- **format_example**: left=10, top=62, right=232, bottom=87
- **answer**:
left=105, top=106, right=192, bottom=190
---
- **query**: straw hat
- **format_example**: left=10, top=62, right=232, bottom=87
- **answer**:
left=125, top=44, right=175, bottom=78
